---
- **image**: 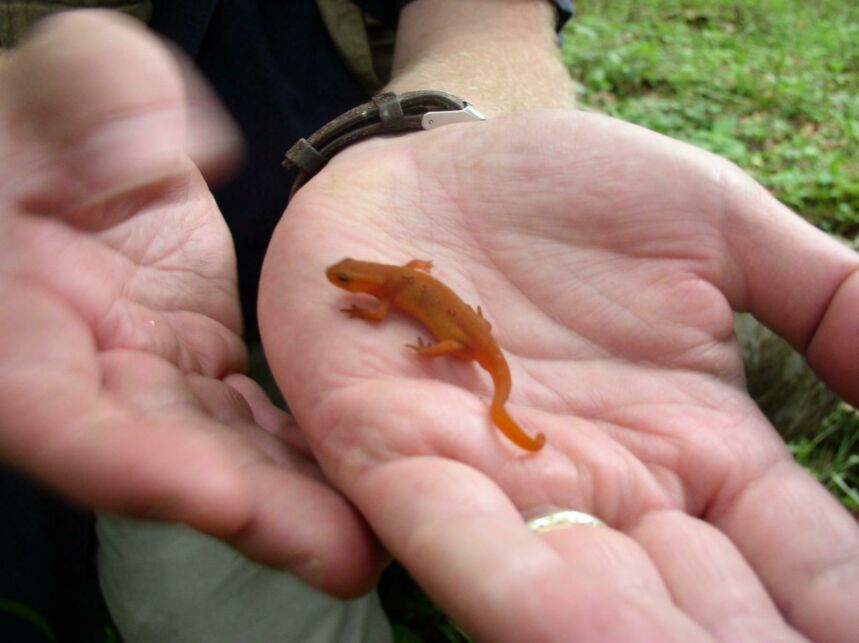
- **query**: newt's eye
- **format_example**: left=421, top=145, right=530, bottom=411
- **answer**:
left=337, top=273, right=350, bottom=283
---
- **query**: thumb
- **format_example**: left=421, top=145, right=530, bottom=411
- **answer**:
left=1, top=10, right=242, bottom=214
left=717, top=168, right=859, bottom=403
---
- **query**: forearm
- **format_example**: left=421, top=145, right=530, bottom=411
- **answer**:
left=386, top=0, right=575, bottom=116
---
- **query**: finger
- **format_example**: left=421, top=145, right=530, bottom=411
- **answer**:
left=2, top=10, right=241, bottom=212
left=100, top=350, right=386, bottom=598
left=222, top=458, right=385, bottom=597
left=630, top=510, right=806, bottom=642
left=351, top=457, right=713, bottom=642
left=805, top=269, right=859, bottom=403
left=0, top=368, right=255, bottom=537
left=709, top=459, right=859, bottom=643
left=527, top=509, right=671, bottom=600
left=223, top=372, right=313, bottom=456
left=718, top=171, right=859, bottom=402
left=0, top=339, right=382, bottom=595
left=190, top=373, right=318, bottom=475
left=0, top=280, right=250, bottom=531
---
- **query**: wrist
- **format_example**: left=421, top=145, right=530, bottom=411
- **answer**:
left=386, top=0, right=575, bottom=116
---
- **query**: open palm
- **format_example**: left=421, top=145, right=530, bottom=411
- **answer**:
left=0, top=12, right=380, bottom=596
left=261, top=110, right=859, bottom=642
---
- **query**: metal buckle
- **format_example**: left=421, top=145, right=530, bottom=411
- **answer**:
left=421, top=104, right=486, bottom=130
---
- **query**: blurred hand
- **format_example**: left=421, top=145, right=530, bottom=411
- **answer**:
left=260, top=110, right=859, bottom=641
left=0, top=11, right=382, bottom=596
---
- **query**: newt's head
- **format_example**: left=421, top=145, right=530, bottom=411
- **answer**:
left=326, top=258, right=384, bottom=293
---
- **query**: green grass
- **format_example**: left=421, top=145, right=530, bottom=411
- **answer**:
left=790, top=403, right=859, bottom=513
left=563, top=0, right=859, bottom=236
left=0, top=599, right=58, bottom=642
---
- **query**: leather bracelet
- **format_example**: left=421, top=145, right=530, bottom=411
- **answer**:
left=283, top=90, right=485, bottom=198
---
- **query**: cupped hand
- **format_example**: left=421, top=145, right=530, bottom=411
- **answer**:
left=260, top=110, right=859, bottom=641
left=0, top=11, right=382, bottom=596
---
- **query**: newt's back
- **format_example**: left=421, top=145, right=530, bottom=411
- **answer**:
left=391, top=267, right=493, bottom=352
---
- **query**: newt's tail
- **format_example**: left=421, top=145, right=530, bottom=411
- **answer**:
left=490, top=404, right=545, bottom=451
left=489, top=360, right=545, bottom=452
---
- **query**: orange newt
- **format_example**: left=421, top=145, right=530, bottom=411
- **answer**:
left=326, top=258, right=545, bottom=451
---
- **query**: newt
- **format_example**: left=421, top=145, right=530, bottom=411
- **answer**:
left=326, top=258, right=545, bottom=451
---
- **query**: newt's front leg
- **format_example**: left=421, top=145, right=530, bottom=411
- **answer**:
left=407, top=336, right=466, bottom=357
left=342, top=298, right=391, bottom=321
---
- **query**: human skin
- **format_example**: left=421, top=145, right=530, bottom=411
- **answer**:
left=1, top=4, right=857, bottom=641
left=385, top=0, right=578, bottom=114
left=259, top=7, right=859, bottom=637
left=0, top=0, right=577, bottom=602
left=259, top=111, right=859, bottom=642
left=0, top=12, right=383, bottom=597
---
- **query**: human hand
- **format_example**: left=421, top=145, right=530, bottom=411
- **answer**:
left=0, top=11, right=382, bottom=596
left=260, top=110, right=859, bottom=640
